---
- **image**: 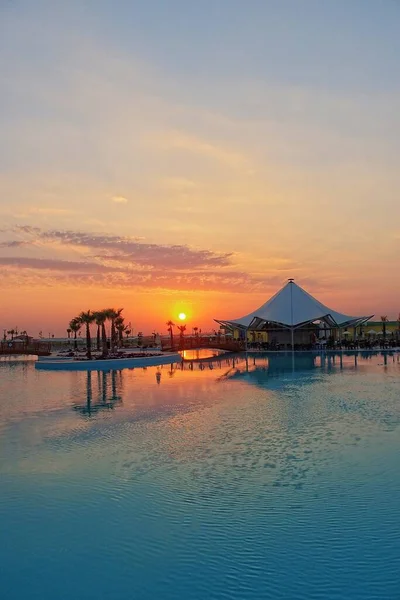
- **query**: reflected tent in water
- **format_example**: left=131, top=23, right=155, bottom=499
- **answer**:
left=73, top=370, right=123, bottom=416
left=216, top=351, right=397, bottom=389
left=220, top=353, right=318, bottom=388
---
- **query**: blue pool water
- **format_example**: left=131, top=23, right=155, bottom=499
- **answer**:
left=1, top=352, right=399, bottom=599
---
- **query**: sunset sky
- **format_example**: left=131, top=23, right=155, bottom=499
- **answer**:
left=1, top=0, right=400, bottom=336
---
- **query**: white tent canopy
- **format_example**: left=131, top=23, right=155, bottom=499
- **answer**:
left=216, top=279, right=372, bottom=331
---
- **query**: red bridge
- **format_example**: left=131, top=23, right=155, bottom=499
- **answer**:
left=161, top=337, right=244, bottom=353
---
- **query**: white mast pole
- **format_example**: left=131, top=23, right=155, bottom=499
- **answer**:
left=289, top=278, right=295, bottom=353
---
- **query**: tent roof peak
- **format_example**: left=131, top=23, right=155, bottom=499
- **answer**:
left=215, top=280, right=372, bottom=330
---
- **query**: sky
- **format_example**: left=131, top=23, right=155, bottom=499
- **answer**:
left=1, top=0, right=400, bottom=336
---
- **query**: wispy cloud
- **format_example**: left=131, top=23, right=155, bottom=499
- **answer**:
left=111, top=196, right=128, bottom=204
left=0, top=256, right=119, bottom=273
left=0, top=225, right=264, bottom=292
left=0, top=225, right=291, bottom=292
left=0, top=265, right=276, bottom=293
left=29, top=207, right=75, bottom=215
left=146, top=130, right=251, bottom=170
left=8, top=226, right=232, bottom=270
left=162, top=177, right=197, bottom=192
left=0, top=240, right=30, bottom=248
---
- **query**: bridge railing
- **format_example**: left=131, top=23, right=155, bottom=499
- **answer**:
left=162, top=337, right=244, bottom=352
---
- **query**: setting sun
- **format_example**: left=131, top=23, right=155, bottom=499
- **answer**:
left=178, top=312, right=186, bottom=321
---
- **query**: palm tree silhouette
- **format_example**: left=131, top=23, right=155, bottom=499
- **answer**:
left=92, top=311, right=108, bottom=357
left=79, top=310, right=95, bottom=359
left=69, top=318, right=82, bottom=350
left=67, top=328, right=72, bottom=339
left=92, top=311, right=104, bottom=352
left=114, top=315, right=126, bottom=347
left=166, top=320, right=175, bottom=349
left=177, top=324, right=186, bottom=348
left=104, top=308, right=123, bottom=354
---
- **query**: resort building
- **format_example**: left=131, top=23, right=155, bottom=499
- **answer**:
left=215, top=279, right=374, bottom=349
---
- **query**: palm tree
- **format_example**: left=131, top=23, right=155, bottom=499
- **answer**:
left=381, top=315, right=388, bottom=339
left=79, top=310, right=95, bottom=359
left=104, top=308, right=123, bottom=354
left=67, top=328, right=72, bottom=339
left=166, top=320, right=175, bottom=349
left=177, top=324, right=186, bottom=348
left=93, top=311, right=108, bottom=357
left=69, top=318, right=82, bottom=350
left=7, top=329, right=15, bottom=340
left=115, top=315, right=125, bottom=347
left=93, top=311, right=105, bottom=352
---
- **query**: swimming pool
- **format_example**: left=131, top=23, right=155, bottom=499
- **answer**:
left=1, top=352, right=399, bottom=599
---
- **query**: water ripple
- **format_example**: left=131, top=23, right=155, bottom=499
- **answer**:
left=0, top=354, right=400, bottom=599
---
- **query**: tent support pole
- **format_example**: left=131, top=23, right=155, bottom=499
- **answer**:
left=245, top=327, right=248, bottom=352
left=289, top=279, right=294, bottom=354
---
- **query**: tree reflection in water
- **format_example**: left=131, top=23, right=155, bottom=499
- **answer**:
left=73, top=370, right=123, bottom=417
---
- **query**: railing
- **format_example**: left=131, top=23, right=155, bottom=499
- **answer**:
left=0, top=341, right=51, bottom=356
left=162, top=337, right=244, bottom=352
